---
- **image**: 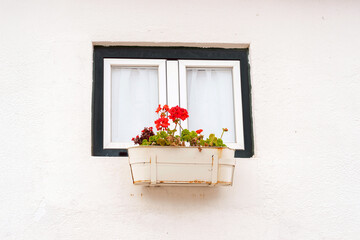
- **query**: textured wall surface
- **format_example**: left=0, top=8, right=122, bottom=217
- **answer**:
left=1, top=0, right=360, bottom=239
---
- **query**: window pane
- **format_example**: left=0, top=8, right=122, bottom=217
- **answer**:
left=111, top=67, right=158, bottom=142
left=187, top=68, right=235, bottom=142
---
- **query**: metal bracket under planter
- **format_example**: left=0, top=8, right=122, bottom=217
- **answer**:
left=128, top=146, right=235, bottom=186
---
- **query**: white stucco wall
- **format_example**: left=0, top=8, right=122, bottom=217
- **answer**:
left=1, top=0, right=360, bottom=239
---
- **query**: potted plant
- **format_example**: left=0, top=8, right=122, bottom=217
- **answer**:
left=128, top=105, right=236, bottom=186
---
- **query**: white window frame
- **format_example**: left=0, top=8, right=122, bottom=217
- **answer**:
left=103, top=59, right=244, bottom=150
left=103, top=59, right=167, bottom=149
left=178, top=60, right=244, bottom=149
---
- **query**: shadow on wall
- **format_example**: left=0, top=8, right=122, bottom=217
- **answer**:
left=126, top=185, right=236, bottom=213
left=123, top=159, right=257, bottom=212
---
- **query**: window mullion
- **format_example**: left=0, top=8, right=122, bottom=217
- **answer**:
left=158, top=60, right=167, bottom=106
left=166, top=60, right=180, bottom=134
left=178, top=61, right=189, bottom=130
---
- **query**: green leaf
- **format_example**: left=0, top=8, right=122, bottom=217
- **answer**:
left=208, top=134, right=216, bottom=142
left=180, top=129, right=191, bottom=141
left=157, top=138, right=166, bottom=146
left=141, top=139, right=150, bottom=145
left=159, top=131, right=168, bottom=138
left=190, top=131, right=197, bottom=138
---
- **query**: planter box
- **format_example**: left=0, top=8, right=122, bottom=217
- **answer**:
left=128, top=146, right=235, bottom=186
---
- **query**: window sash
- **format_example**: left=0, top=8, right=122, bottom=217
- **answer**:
left=178, top=60, right=244, bottom=149
left=103, top=59, right=167, bottom=149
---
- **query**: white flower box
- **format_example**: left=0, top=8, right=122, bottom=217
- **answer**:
left=128, top=146, right=235, bottom=186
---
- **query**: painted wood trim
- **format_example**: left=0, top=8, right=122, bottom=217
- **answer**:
left=103, top=58, right=166, bottom=149
left=92, top=46, right=253, bottom=158
left=166, top=60, right=180, bottom=135
left=178, top=60, right=244, bottom=149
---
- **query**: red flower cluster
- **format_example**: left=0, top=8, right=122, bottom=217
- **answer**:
left=156, top=104, right=169, bottom=113
left=155, top=105, right=161, bottom=113
left=154, top=104, right=188, bottom=131
left=155, top=104, right=171, bottom=131
left=196, top=129, right=203, bottom=134
left=163, top=104, right=169, bottom=111
left=168, top=105, right=189, bottom=121
left=155, top=116, right=170, bottom=131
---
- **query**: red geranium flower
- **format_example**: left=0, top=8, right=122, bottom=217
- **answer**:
left=155, top=116, right=170, bottom=131
left=168, top=105, right=189, bottom=122
left=155, top=104, right=162, bottom=113
left=163, top=104, right=169, bottom=111
left=196, top=129, right=203, bottom=134
left=223, top=128, right=228, bottom=132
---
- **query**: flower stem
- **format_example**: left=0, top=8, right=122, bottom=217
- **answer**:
left=173, top=122, right=178, bottom=136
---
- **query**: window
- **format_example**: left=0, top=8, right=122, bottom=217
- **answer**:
left=103, top=59, right=167, bottom=149
left=92, top=46, right=253, bottom=157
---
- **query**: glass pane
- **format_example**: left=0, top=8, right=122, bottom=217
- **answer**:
left=111, top=67, right=158, bottom=142
left=187, top=68, right=235, bottom=143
